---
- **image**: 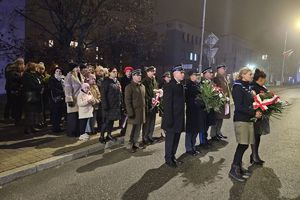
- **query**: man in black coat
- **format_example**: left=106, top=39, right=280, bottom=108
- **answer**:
left=185, top=70, right=203, bottom=156
left=162, top=65, right=185, bottom=168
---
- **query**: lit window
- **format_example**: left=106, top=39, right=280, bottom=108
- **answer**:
left=96, top=46, right=99, bottom=51
left=190, top=53, right=193, bottom=61
left=48, top=40, right=54, bottom=47
left=96, top=55, right=99, bottom=60
left=194, top=53, right=197, bottom=61
left=70, top=41, right=78, bottom=48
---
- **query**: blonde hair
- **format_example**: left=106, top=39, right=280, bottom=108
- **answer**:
left=235, top=67, right=252, bottom=80
left=103, top=68, right=109, bottom=77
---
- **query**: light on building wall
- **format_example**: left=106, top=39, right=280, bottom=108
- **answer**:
left=70, top=41, right=78, bottom=48
left=48, top=40, right=54, bottom=47
left=190, top=52, right=193, bottom=61
left=194, top=53, right=197, bottom=61
left=262, top=54, right=268, bottom=60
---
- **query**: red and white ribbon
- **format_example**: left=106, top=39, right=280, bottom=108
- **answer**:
left=253, top=94, right=280, bottom=111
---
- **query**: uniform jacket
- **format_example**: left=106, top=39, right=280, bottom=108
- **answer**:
left=64, top=72, right=84, bottom=113
left=124, top=81, right=146, bottom=124
left=185, top=80, right=207, bottom=133
left=161, top=79, right=185, bottom=133
left=77, top=90, right=94, bottom=119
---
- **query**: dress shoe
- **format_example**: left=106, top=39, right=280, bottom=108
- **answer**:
left=218, top=133, right=227, bottom=139
left=99, top=137, right=106, bottom=144
left=211, top=136, right=221, bottom=142
left=172, top=158, right=183, bottom=165
left=131, top=146, right=138, bottom=153
left=165, top=161, right=177, bottom=168
left=186, top=151, right=197, bottom=156
left=106, top=134, right=117, bottom=142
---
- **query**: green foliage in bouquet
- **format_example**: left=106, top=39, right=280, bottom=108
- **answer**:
left=197, top=80, right=227, bottom=112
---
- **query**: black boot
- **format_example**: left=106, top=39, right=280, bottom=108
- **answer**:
left=99, top=132, right=106, bottom=144
left=229, top=164, right=246, bottom=182
left=240, top=162, right=252, bottom=178
left=106, top=133, right=117, bottom=142
left=250, top=144, right=264, bottom=165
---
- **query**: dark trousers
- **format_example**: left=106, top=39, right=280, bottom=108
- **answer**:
left=67, top=112, right=79, bottom=137
left=101, top=118, right=114, bottom=135
left=142, top=110, right=156, bottom=141
left=185, top=132, right=198, bottom=152
left=210, top=119, right=223, bottom=137
left=11, top=93, right=23, bottom=123
left=165, top=131, right=181, bottom=162
left=96, top=103, right=102, bottom=131
left=79, top=118, right=89, bottom=136
left=50, top=102, right=65, bottom=131
left=4, top=90, right=12, bottom=119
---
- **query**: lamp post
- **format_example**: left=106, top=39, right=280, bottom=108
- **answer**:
left=199, top=0, right=207, bottom=73
left=281, top=31, right=288, bottom=85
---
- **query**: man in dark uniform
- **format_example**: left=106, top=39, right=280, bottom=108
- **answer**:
left=199, top=66, right=216, bottom=149
left=162, top=65, right=185, bottom=168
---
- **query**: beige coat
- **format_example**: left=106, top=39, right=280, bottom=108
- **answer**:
left=77, top=90, right=94, bottom=119
left=64, top=72, right=84, bottom=113
left=124, top=82, right=146, bottom=124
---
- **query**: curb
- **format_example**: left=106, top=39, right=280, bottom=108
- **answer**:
left=0, top=137, right=124, bottom=186
left=0, top=124, right=162, bottom=186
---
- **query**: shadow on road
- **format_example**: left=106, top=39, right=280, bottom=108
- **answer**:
left=229, top=166, right=299, bottom=200
left=121, top=140, right=229, bottom=200
left=76, top=148, right=156, bottom=173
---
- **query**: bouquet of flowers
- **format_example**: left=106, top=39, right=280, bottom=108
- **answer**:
left=252, top=91, right=286, bottom=119
left=197, top=80, right=228, bottom=112
left=150, top=89, right=164, bottom=113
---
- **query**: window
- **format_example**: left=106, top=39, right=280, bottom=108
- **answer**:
left=187, top=34, right=190, bottom=43
left=194, top=53, right=197, bottom=61
left=70, top=41, right=78, bottom=48
left=190, top=52, right=193, bottom=61
left=96, top=46, right=99, bottom=51
left=96, top=55, right=99, bottom=60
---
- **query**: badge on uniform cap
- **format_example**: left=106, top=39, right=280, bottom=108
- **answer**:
left=132, top=69, right=142, bottom=76
left=202, top=66, right=213, bottom=74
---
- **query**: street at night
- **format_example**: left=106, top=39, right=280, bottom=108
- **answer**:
left=0, top=88, right=299, bottom=200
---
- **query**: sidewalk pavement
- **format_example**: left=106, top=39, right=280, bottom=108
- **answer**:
left=0, top=118, right=162, bottom=186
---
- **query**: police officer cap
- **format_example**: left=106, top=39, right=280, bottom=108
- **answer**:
left=217, top=64, right=226, bottom=70
left=188, top=69, right=198, bottom=76
left=132, top=69, right=142, bottom=76
left=145, top=66, right=156, bottom=72
left=162, top=71, right=171, bottom=77
left=202, top=66, right=213, bottom=74
left=171, top=65, right=184, bottom=73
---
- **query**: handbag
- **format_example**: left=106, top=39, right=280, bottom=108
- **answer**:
left=51, top=90, right=64, bottom=103
left=25, top=91, right=40, bottom=103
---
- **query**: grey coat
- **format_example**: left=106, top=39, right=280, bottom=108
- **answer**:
left=125, top=82, right=146, bottom=125
left=64, top=72, right=84, bottom=113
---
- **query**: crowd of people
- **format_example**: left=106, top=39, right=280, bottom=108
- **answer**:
left=4, top=58, right=270, bottom=183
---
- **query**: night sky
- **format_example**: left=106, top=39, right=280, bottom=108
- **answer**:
left=155, top=0, right=300, bottom=72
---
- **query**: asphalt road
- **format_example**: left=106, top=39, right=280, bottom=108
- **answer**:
left=0, top=88, right=300, bottom=200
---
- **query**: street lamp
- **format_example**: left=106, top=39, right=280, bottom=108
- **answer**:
left=281, top=19, right=300, bottom=84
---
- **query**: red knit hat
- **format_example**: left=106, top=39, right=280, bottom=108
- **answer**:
left=123, top=66, right=134, bottom=73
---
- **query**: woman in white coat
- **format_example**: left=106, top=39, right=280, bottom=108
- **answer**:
left=64, top=63, right=84, bottom=137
